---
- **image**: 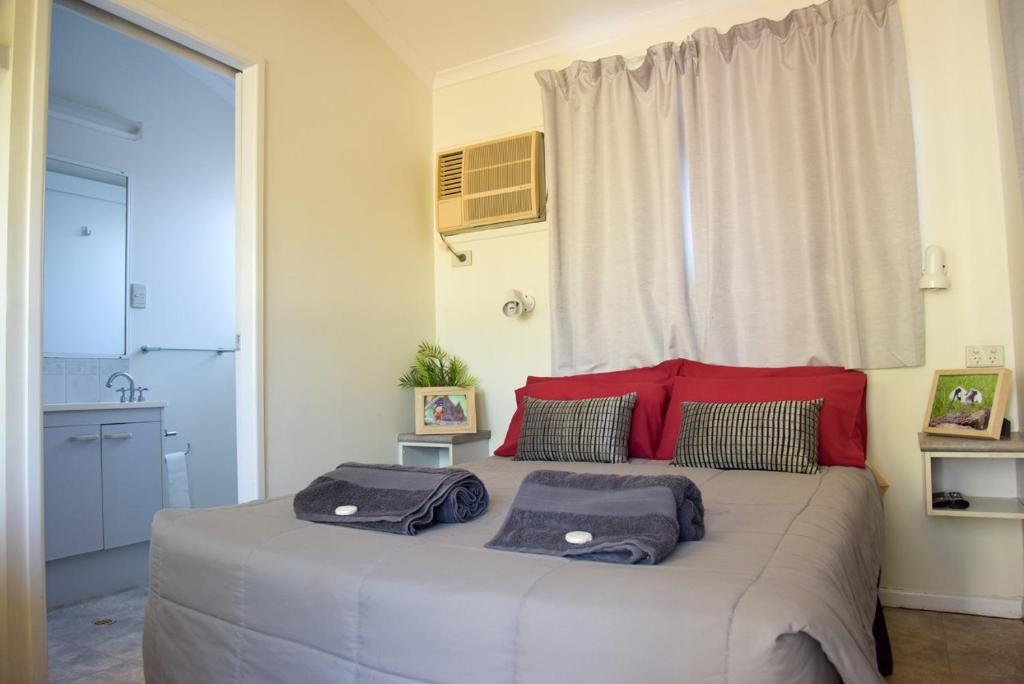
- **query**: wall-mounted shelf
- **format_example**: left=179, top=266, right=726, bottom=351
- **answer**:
left=920, top=432, right=1024, bottom=520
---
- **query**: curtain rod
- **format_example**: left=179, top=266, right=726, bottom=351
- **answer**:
left=54, top=0, right=237, bottom=79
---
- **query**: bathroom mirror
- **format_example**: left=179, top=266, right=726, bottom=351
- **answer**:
left=43, top=158, right=128, bottom=357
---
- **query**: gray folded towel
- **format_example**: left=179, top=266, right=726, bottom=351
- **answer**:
left=293, top=462, right=489, bottom=535
left=486, top=470, right=704, bottom=564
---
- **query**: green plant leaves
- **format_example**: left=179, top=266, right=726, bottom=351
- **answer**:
left=398, top=341, right=477, bottom=388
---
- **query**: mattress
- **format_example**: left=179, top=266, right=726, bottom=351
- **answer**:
left=143, top=458, right=884, bottom=684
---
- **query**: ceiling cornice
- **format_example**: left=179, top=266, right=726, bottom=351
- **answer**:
left=347, top=0, right=761, bottom=91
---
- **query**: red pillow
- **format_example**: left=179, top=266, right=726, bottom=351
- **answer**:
left=680, top=360, right=845, bottom=378
left=495, top=380, right=670, bottom=459
left=527, top=359, right=684, bottom=386
left=655, top=373, right=868, bottom=467
left=679, top=360, right=866, bottom=455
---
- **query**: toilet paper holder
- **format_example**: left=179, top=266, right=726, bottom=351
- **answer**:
left=163, top=429, right=191, bottom=457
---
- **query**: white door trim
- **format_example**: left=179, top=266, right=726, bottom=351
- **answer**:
left=2, top=1, right=266, bottom=680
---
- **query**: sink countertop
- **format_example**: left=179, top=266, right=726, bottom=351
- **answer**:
left=44, top=401, right=168, bottom=413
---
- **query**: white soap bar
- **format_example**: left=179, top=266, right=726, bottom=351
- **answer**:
left=565, top=530, right=593, bottom=545
left=334, top=505, right=358, bottom=516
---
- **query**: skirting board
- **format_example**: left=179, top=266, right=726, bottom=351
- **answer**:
left=880, top=588, right=1024, bottom=619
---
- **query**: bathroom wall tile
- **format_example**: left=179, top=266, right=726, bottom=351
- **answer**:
left=43, top=359, right=68, bottom=404
left=66, top=358, right=99, bottom=375
left=44, top=358, right=67, bottom=376
left=67, top=374, right=100, bottom=403
left=66, top=358, right=100, bottom=403
left=43, top=373, right=66, bottom=404
left=99, top=358, right=129, bottom=376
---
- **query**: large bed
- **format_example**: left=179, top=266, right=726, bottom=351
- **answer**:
left=143, top=458, right=885, bottom=683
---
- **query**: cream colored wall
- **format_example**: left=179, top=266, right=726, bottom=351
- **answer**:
left=434, top=0, right=1024, bottom=603
left=125, top=0, right=436, bottom=496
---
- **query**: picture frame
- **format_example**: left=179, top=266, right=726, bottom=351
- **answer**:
left=414, top=386, right=477, bottom=435
left=922, top=368, right=1012, bottom=440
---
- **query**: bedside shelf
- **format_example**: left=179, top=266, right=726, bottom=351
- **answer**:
left=927, top=496, right=1024, bottom=519
left=397, top=430, right=491, bottom=468
left=920, top=432, right=1024, bottom=520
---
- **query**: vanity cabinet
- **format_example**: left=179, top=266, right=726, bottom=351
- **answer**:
left=44, top=404, right=165, bottom=562
left=101, top=421, right=163, bottom=548
left=43, top=425, right=104, bottom=560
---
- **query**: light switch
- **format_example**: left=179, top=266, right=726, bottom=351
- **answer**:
left=130, top=283, right=147, bottom=309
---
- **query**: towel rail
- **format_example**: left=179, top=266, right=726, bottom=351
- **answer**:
left=141, top=344, right=237, bottom=354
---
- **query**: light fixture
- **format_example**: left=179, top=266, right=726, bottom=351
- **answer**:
left=502, top=289, right=535, bottom=319
left=48, top=95, right=143, bottom=141
left=919, top=245, right=950, bottom=290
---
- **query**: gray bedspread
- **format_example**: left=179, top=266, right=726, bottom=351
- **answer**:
left=144, top=458, right=884, bottom=684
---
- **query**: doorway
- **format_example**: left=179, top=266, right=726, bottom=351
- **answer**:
left=2, top=0, right=265, bottom=681
left=43, top=2, right=237, bottom=679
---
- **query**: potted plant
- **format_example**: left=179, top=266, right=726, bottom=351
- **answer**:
left=398, top=342, right=478, bottom=435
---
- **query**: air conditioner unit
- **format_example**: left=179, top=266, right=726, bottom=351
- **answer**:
left=436, top=131, right=545, bottom=235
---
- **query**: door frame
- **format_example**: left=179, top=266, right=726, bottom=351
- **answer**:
left=2, top=0, right=266, bottom=680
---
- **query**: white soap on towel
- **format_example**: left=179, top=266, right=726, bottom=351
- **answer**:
left=565, top=530, right=593, bottom=545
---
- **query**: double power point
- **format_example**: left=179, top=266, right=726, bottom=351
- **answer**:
left=965, top=345, right=1005, bottom=368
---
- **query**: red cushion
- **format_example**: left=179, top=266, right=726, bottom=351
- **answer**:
left=655, top=373, right=868, bottom=467
left=680, top=360, right=845, bottom=378
left=679, top=361, right=866, bottom=455
left=527, top=359, right=684, bottom=386
left=495, top=380, right=670, bottom=459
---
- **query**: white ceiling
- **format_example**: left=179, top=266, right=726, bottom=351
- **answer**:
left=344, top=0, right=754, bottom=88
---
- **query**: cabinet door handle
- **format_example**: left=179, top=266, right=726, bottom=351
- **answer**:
left=104, top=433, right=133, bottom=440
left=69, top=434, right=100, bottom=442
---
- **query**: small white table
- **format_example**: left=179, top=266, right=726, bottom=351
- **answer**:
left=920, top=432, right=1024, bottom=519
left=397, top=430, right=492, bottom=468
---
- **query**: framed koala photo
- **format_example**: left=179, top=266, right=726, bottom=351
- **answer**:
left=923, top=368, right=1012, bottom=440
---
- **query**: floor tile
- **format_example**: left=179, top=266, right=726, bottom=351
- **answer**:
left=886, top=665, right=951, bottom=683
left=70, top=659, right=145, bottom=684
left=942, top=613, right=1024, bottom=679
left=48, top=588, right=148, bottom=684
left=884, top=608, right=949, bottom=675
left=881, top=608, right=1024, bottom=683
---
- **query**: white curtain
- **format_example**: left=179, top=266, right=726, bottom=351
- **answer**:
left=1002, top=1, right=1024, bottom=204
left=537, top=0, right=923, bottom=374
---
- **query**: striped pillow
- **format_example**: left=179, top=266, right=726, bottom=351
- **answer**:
left=672, top=399, right=823, bottom=474
left=515, top=393, right=637, bottom=463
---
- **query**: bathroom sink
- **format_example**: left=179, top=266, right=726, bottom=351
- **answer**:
left=44, top=401, right=168, bottom=412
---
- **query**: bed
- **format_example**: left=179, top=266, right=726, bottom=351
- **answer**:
left=143, top=457, right=884, bottom=683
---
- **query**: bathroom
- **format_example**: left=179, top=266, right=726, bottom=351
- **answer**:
left=42, top=2, right=237, bottom=677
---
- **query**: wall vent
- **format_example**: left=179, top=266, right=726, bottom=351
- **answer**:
left=435, top=131, right=545, bottom=235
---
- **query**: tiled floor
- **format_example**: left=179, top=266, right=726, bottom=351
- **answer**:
left=47, top=587, right=147, bottom=684
left=884, top=607, right=1024, bottom=683
left=46, top=591, right=1024, bottom=683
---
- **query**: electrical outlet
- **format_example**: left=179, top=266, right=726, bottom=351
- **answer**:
left=965, top=345, right=1004, bottom=367
left=983, top=344, right=1005, bottom=367
left=451, top=249, right=472, bottom=268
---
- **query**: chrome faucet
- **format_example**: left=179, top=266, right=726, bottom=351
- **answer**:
left=105, top=371, right=136, bottom=403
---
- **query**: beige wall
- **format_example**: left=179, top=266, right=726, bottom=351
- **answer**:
left=434, top=0, right=1024, bottom=603
left=135, top=0, right=436, bottom=496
